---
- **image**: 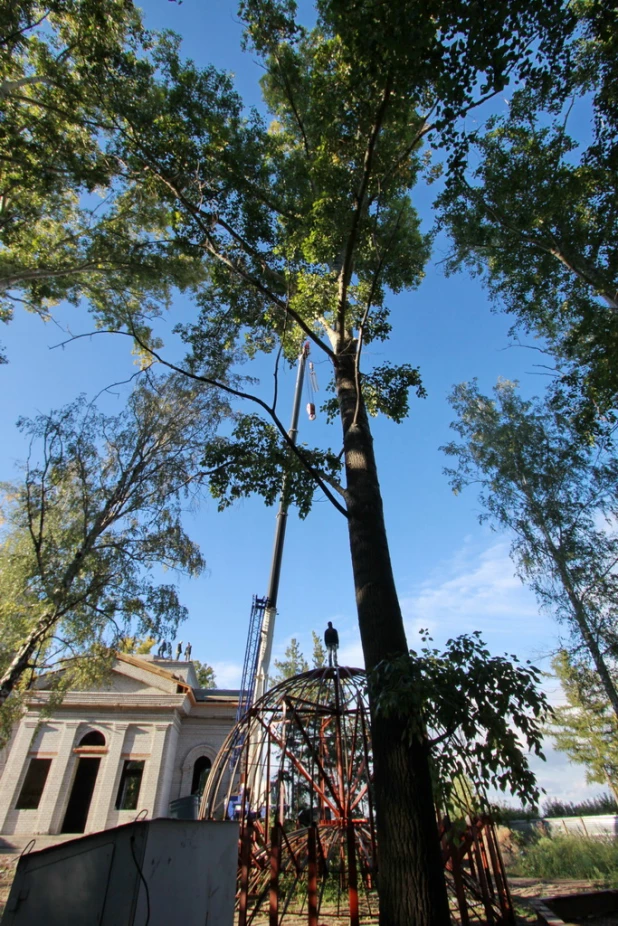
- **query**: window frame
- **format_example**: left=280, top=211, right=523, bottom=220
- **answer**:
left=15, top=757, right=52, bottom=810
left=115, top=759, right=145, bottom=811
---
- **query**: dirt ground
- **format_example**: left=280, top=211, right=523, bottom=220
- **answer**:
left=0, top=854, right=19, bottom=918
left=0, top=858, right=610, bottom=924
left=509, top=877, right=612, bottom=924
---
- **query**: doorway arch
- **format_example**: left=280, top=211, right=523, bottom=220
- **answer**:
left=191, top=756, right=212, bottom=797
left=61, top=729, right=107, bottom=833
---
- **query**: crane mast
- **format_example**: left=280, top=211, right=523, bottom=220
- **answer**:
left=235, top=342, right=311, bottom=725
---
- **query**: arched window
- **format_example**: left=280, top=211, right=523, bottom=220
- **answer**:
left=191, top=756, right=211, bottom=797
left=78, top=731, right=106, bottom=747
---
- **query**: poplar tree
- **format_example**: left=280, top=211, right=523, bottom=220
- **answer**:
left=311, top=630, right=327, bottom=669
left=194, top=660, right=217, bottom=688
left=437, top=0, right=618, bottom=430
left=0, top=1, right=198, bottom=360
left=95, top=2, right=571, bottom=921
left=273, top=638, right=309, bottom=681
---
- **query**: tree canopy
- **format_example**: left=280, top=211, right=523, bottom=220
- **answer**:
left=0, top=372, right=225, bottom=737
left=273, top=637, right=309, bottom=681
left=444, top=379, right=618, bottom=720
left=550, top=649, right=618, bottom=800
left=0, top=1, right=200, bottom=361
left=193, top=659, right=217, bottom=688
left=437, top=0, right=618, bottom=430
left=311, top=630, right=326, bottom=668
left=371, top=631, right=549, bottom=810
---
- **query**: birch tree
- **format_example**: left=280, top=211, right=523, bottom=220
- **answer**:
left=0, top=373, right=225, bottom=720
left=550, top=650, right=618, bottom=801
left=444, top=379, right=618, bottom=719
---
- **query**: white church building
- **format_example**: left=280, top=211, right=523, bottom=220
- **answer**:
left=0, top=654, right=238, bottom=839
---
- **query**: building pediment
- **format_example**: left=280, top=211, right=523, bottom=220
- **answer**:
left=34, top=654, right=195, bottom=699
left=108, top=654, right=193, bottom=696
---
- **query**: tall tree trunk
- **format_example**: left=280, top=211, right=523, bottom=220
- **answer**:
left=523, top=483, right=618, bottom=721
left=555, top=555, right=618, bottom=721
left=335, top=349, right=451, bottom=926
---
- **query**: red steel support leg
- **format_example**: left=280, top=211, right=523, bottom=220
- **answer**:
left=347, top=822, right=359, bottom=926
left=308, top=824, right=318, bottom=926
left=485, top=820, right=515, bottom=925
left=472, top=826, right=496, bottom=925
left=239, top=821, right=253, bottom=926
left=270, top=824, right=281, bottom=926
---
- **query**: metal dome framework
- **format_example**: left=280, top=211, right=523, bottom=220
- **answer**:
left=201, top=667, right=514, bottom=925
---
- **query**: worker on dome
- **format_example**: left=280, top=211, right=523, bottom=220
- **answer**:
left=324, top=622, right=339, bottom=667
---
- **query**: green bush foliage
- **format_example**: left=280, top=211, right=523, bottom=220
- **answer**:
left=516, top=835, right=618, bottom=885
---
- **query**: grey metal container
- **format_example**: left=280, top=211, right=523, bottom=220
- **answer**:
left=168, top=794, right=200, bottom=820
left=2, top=818, right=239, bottom=926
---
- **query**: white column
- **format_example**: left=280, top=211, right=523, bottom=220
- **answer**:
left=0, top=720, right=37, bottom=831
left=36, top=721, right=80, bottom=834
left=153, top=718, right=181, bottom=818
left=90, top=722, right=128, bottom=832
left=138, top=722, right=172, bottom=819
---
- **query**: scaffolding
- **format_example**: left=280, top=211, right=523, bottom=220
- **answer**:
left=202, top=667, right=515, bottom=925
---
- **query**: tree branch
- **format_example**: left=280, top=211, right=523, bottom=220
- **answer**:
left=52, top=328, right=349, bottom=517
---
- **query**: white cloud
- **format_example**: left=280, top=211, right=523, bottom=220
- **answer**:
left=526, top=741, right=604, bottom=806
left=397, top=538, right=602, bottom=802
left=300, top=540, right=552, bottom=669
left=211, top=660, right=243, bottom=688
left=337, top=639, right=364, bottom=668
left=399, top=539, right=551, bottom=658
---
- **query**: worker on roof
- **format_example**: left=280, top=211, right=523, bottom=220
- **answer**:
left=324, top=622, right=339, bottom=667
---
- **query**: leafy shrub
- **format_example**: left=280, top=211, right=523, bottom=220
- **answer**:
left=542, top=794, right=618, bottom=818
left=515, top=835, right=618, bottom=885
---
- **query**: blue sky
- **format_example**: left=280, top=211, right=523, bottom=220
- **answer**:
left=0, top=0, right=603, bottom=805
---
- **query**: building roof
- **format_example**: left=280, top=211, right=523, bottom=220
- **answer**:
left=31, top=654, right=239, bottom=711
left=193, top=688, right=241, bottom=702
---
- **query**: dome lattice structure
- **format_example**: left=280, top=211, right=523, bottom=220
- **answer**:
left=201, top=667, right=514, bottom=925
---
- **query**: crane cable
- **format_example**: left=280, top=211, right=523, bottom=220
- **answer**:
left=305, top=359, right=318, bottom=420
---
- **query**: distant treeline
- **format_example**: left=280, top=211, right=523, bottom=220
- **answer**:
left=494, top=794, right=618, bottom=822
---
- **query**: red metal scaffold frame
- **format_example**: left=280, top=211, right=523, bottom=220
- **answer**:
left=201, top=666, right=514, bottom=925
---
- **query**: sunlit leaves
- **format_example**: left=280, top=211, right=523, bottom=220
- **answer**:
left=202, top=414, right=342, bottom=519
left=0, top=2, right=204, bottom=359
left=437, top=0, right=618, bottom=429
left=363, top=363, right=426, bottom=423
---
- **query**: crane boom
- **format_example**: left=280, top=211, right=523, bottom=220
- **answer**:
left=235, top=342, right=310, bottom=724
left=253, top=341, right=310, bottom=703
